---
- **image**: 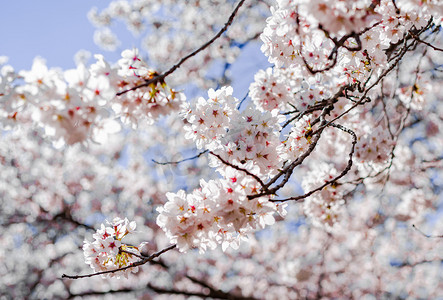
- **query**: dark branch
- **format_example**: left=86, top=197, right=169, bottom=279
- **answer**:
left=53, top=208, right=95, bottom=231
left=271, top=123, right=357, bottom=202
left=312, top=30, right=419, bottom=136
left=147, top=283, right=212, bottom=298
left=61, top=244, right=176, bottom=279
left=209, top=151, right=266, bottom=188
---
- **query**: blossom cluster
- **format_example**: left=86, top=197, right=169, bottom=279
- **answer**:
left=354, top=124, right=394, bottom=167
left=260, top=0, right=439, bottom=84
left=249, top=65, right=333, bottom=113
left=248, top=67, right=292, bottom=112
left=302, top=163, right=347, bottom=231
left=2, top=0, right=443, bottom=296
left=0, top=48, right=184, bottom=145
left=158, top=87, right=289, bottom=252
left=112, top=49, right=186, bottom=127
left=184, top=86, right=285, bottom=178
left=83, top=217, right=143, bottom=278
left=157, top=168, right=286, bottom=253
left=281, top=115, right=314, bottom=162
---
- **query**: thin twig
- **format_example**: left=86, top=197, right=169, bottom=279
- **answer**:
left=409, top=31, right=443, bottom=52
left=147, top=284, right=213, bottom=298
left=120, top=249, right=144, bottom=260
left=412, top=224, right=443, bottom=238
left=237, top=90, right=250, bottom=109
left=68, top=288, right=135, bottom=299
left=152, top=150, right=208, bottom=165
left=395, top=259, right=443, bottom=268
left=61, top=244, right=176, bottom=279
left=209, top=151, right=266, bottom=188
left=380, top=79, right=395, bottom=140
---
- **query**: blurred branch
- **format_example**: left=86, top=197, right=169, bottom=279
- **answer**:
left=148, top=280, right=258, bottom=300
left=68, top=288, right=136, bottom=299
left=53, top=208, right=95, bottom=231
left=152, top=150, right=208, bottom=165
left=412, top=224, right=443, bottom=238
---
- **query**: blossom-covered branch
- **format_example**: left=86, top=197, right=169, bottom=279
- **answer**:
left=116, top=0, right=247, bottom=96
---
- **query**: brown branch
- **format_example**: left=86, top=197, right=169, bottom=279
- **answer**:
left=116, top=0, right=247, bottom=96
left=422, top=156, right=443, bottom=164
left=379, top=80, right=395, bottom=140
left=120, top=248, right=145, bottom=260
left=185, top=275, right=259, bottom=300
left=302, top=14, right=381, bottom=75
left=271, top=123, right=357, bottom=202
left=391, top=0, right=400, bottom=14
left=420, top=156, right=443, bottom=170
left=281, top=84, right=353, bottom=131
left=61, top=244, right=176, bottom=279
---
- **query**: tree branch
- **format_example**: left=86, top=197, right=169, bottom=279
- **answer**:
left=61, top=244, right=176, bottom=279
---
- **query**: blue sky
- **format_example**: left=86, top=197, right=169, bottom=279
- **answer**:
left=0, top=1, right=119, bottom=70
left=0, top=1, right=270, bottom=98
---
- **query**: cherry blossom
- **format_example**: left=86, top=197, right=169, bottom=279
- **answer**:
left=2, top=0, right=443, bottom=298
